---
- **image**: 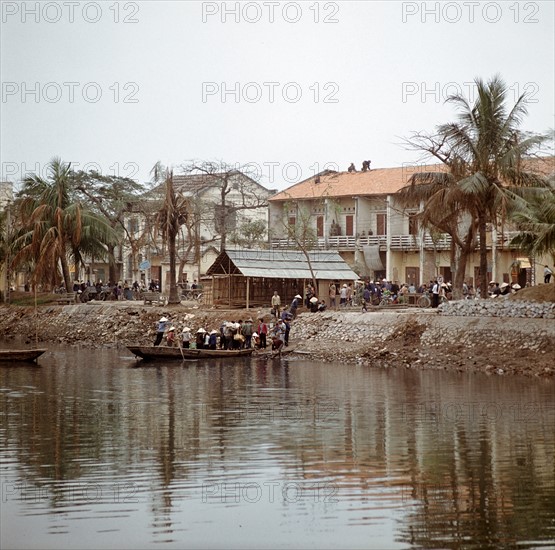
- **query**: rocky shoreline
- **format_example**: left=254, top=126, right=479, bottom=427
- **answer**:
left=1, top=299, right=554, bottom=378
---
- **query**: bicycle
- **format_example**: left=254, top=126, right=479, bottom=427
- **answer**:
left=416, top=294, right=448, bottom=307
left=378, top=290, right=397, bottom=307
left=180, top=290, right=204, bottom=304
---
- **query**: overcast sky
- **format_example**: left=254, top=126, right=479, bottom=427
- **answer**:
left=1, top=0, right=554, bottom=191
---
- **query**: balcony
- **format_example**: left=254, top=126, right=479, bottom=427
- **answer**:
left=270, top=231, right=523, bottom=252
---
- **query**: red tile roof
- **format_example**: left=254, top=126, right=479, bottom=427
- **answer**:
left=269, top=165, right=444, bottom=201
left=269, top=157, right=555, bottom=202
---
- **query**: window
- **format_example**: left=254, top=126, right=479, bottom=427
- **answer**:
left=408, top=213, right=418, bottom=235
left=316, top=216, right=324, bottom=237
left=405, top=267, right=419, bottom=287
left=127, top=217, right=139, bottom=234
left=345, top=215, right=354, bottom=236
left=377, top=213, right=387, bottom=235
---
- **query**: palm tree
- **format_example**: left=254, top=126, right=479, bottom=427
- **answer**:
left=510, top=181, right=555, bottom=259
left=400, top=75, right=549, bottom=295
left=13, top=158, right=117, bottom=290
left=152, top=163, right=189, bottom=305
left=398, top=171, right=477, bottom=298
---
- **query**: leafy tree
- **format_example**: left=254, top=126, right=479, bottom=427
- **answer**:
left=73, top=170, right=150, bottom=283
left=228, top=219, right=267, bottom=249
left=13, top=158, right=117, bottom=291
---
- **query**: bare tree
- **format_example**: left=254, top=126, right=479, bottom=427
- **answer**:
left=178, top=161, right=272, bottom=252
left=274, top=200, right=319, bottom=291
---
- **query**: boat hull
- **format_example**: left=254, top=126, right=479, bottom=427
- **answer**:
left=0, top=349, right=47, bottom=362
left=127, top=346, right=254, bottom=360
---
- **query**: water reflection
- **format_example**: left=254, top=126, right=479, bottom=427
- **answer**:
left=1, top=346, right=554, bottom=549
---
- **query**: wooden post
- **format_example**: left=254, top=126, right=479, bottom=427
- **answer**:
left=34, top=284, right=38, bottom=347
left=228, top=256, right=231, bottom=307
left=246, top=276, right=250, bottom=309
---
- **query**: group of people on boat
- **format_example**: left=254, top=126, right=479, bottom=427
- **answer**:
left=152, top=315, right=291, bottom=353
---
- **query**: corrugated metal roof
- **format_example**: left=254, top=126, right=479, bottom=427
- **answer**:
left=206, top=249, right=359, bottom=280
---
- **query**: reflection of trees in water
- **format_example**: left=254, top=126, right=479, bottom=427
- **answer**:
left=391, top=371, right=555, bottom=549
left=1, top=353, right=554, bottom=547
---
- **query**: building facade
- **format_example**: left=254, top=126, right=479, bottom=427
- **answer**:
left=122, top=170, right=276, bottom=291
left=268, top=162, right=554, bottom=289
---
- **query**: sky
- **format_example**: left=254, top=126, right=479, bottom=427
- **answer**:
left=1, top=0, right=554, bottom=192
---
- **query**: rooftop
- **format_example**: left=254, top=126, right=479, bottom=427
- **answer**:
left=269, top=157, right=555, bottom=201
left=269, top=164, right=446, bottom=201
left=206, top=249, right=359, bottom=280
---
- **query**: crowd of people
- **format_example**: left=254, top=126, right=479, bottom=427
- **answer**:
left=143, top=271, right=551, bottom=353
left=290, top=276, right=531, bottom=313
left=153, top=314, right=291, bottom=353
left=68, top=278, right=206, bottom=302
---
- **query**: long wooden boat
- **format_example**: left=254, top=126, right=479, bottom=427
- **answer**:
left=127, top=346, right=254, bottom=360
left=0, top=349, right=47, bottom=362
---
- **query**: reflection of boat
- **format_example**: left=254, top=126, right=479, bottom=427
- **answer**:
left=127, top=346, right=254, bottom=360
left=0, top=349, right=47, bottom=362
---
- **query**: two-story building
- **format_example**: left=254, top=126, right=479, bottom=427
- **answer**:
left=122, top=170, right=276, bottom=290
left=268, top=162, right=553, bottom=289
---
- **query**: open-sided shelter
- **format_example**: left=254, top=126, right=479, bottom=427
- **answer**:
left=205, top=249, right=359, bottom=308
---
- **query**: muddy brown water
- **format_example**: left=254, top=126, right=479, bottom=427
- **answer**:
left=1, top=345, right=554, bottom=549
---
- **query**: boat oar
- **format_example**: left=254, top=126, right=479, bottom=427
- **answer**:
left=179, top=342, right=185, bottom=361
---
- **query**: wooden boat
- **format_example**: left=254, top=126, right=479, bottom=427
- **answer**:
left=0, top=349, right=47, bottom=362
left=127, top=346, right=254, bottom=360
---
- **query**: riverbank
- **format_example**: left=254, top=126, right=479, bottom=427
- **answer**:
left=1, top=295, right=554, bottom=377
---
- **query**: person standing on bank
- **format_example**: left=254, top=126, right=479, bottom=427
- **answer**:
left=329, top=283, right=337, bottom=309
left=153, top=316, right=169, bottom=346
left=271, top=291, right=281, bottom=318
left=544, top=265, right=553, bottom=284
left=257, top=318, right=268, bottom=349
left=431, top=280, right=440, bottom=308
left=290, top=294, right=301, bottom=318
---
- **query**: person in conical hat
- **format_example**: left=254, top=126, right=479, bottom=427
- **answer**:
left=195, top=328, right=206, bottom=349
left=181, top=327, right=192, bottom=349
left=166, top=326, right=176, bottom=347
left=153, top=316, right=169, bottom=346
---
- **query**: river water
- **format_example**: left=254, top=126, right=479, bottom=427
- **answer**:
left=1, top=346, right=554, bottom=549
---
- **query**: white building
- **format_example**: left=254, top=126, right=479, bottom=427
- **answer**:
left=122, top=170, right=276, bottom=290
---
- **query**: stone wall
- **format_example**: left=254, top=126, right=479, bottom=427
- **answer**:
left=437, top=299, right=555, bottom=318
left=290, top=309, right=554, bottom=376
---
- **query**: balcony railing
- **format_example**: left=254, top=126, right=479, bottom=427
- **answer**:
left=270, top=231, right=523, bottom=251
